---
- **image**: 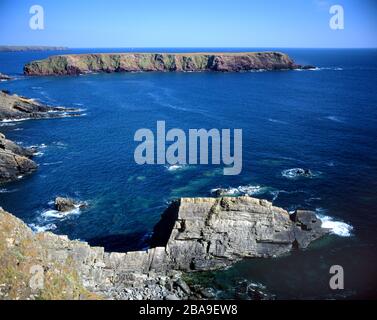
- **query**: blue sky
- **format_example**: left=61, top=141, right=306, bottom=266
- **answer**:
left=1, top=0, right=376, bottom=48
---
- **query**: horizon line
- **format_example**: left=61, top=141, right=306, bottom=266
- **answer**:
left=1, top=45, right=377, bottom=50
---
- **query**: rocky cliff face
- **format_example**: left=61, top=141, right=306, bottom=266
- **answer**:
left=24, top=52, right=308, bottom=75
left=0, top=133, right=37, bottom=184
left=152, top=197, right=327, bottom=271
left=0, top=197, right=327, bottom=300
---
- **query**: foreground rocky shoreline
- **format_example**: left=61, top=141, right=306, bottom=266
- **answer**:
left=0, top=197, right=328, bottom=300
left=23, top=52, right=314, bottom=75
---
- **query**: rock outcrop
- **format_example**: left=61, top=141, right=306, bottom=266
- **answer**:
left=54, top=197, right=86, bottom=212
left=0, top=73, right=11, bottom=81
left=151, top=197, right=328, bottom=271
left=23, top=52, right=310, bottom=75
left=0, top=90, right=82, bottom=121
left=0, top=133, right=37, bottom=184
left=0, top=196, right=328, bottom=300
left=0, top=207, right=194, bottom=300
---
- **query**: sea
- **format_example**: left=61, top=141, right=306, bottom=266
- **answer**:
left=0, top=48, right=376, bottom=299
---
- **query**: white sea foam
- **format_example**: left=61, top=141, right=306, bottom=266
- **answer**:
left=326, top=115, right=345, bottom=123
left=42, top=161, right=63, bottom=166
left=30, top=143, right=47, bottom=149
left=41, top=206, right=81, bottom=219
left=0, top=122, right=16, bottom=127
left=282, top=168, right=320, bottom=179
left=29, top=223, right=57, bottom=233
left=316, top=208, right=353, bottom=237
left=268, top=118, right=288, bottom=124
left=1, top=118, right=30, bottom=123
left=33, top=151, right=44, bottom=157
left=52, top=141, right=67, bottom=148
left=0, top=188, right=18, bottom=193
left=166, top=164, right=187, bottom=171
left=211, top=185, right=268, bottom=196
left=296, top=67, right=343, bottom=72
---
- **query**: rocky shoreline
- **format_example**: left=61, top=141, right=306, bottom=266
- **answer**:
left=0, top=73, right=11, bottom=81
left=0, top=90, right=84, bottom=184
left=0, top=90, right=82, bottom=121
left=0, top=133, right=37, bottom=184
left=0, top=58, right=329, bottom=300
left=0, top=197, right=328, bottom=300
left=23, top=52, right=314, bottom=75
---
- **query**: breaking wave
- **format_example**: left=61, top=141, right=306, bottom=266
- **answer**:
left=281, top=168, right=321, bottom=179
left=316, top=208, right=353, bottom=237
left=211, top=185, right=269, bottom=197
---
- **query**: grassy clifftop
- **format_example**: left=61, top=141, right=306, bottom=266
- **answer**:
left=24, top=52, right=303, bottom=75
left=0, top=208, right=99, bottom=300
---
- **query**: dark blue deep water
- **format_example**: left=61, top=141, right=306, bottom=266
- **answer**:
left=0, top=48, right=376, bottom=299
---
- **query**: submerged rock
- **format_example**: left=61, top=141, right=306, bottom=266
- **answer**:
left=24, top=52, right=313, bottom=76
left=0, top=133, right=37, bottom=184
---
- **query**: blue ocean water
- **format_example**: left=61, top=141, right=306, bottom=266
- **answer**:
left=0, top=48, right=376, bottom=299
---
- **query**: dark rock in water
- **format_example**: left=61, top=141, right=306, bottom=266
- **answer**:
left=24, top=52, right=314, bottom=75
left=291, top=210, right=327, bottom=248
left=0, top=133, right=37, bottom=184
left=282, top=167, right=316, bottom=179
left=234, top=280, right=273, bottom=300
left=0, top=72, right=12, bottom=81
left=301, top=65, right=316, bottom=70
left=55, top=197, right=86, bottom=212
left=0, top=90, right=82, bottom=121
left=211, top=188, right=229, bottom=197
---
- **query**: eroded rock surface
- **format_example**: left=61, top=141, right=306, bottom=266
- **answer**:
left=0, top=197, right=328, bottom=300
left=151, top=197, right=328, bottom=271
left=0, top=133, right=37, bottom=184
left=24, top=52, right=311, bottom=75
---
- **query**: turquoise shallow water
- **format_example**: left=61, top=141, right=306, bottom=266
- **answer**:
left=0, top=48, right=376, bottom=298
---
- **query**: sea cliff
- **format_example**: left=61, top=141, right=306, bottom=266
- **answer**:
left=24, top=52, right=311, bottom=75
left=0, top=197, right=327, bottom=300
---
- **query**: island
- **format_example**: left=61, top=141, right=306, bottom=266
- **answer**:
left=0, top=46, right=68, bottom=52
left=23, top=52, right=314, bottom=75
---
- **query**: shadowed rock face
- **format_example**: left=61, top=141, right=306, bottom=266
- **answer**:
left=0, top=133, right=37, bottom=184
left=23, top=52, right=309, bottom=75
